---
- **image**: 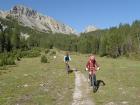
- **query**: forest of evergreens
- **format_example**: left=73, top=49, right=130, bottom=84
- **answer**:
left=79, top=21, right=140, bottom=58
left=0, top=16, right=140, bottom=62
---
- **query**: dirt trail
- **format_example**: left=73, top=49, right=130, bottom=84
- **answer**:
left=72, top=71, right=95, bottom=105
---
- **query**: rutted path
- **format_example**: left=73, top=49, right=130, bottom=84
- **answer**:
left=72, top=71, right=95, bottom=105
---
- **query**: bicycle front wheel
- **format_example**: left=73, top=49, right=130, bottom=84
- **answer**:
left=91, top=75, right=96, bottom=92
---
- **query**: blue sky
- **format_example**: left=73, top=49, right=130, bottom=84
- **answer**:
left=0, top=0, right=140, bottom=32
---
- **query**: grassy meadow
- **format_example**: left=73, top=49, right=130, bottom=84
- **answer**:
left=70, top=53, right=140, bottom=105
left=0, top=51, right=74, bottom=105
left=0, top=50, right=140, bottom=105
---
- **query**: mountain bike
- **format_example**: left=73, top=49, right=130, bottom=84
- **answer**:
left=88, top=67, right=100, bottom=92
left=65, top=62, right=70, bottom=74
left=89, top=71, right=97, bottom=92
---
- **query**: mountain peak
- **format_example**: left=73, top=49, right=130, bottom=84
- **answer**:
left=10, top=5, right=38, bottom=17
left=2, top=5, right=77, bottom=34
left=84, top=25, right=98, bottom=33
left=0, top=9, right=7, bottom=18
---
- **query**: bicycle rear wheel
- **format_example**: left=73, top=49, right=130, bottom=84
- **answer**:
left=66, top=64, right=70, bottom=73
left=91, top=75, right=97, bottom=92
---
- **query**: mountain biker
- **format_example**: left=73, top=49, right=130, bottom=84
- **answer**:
left=86, top=54, right=100, bottom=87
left=64, top=52, right=71, bottom=73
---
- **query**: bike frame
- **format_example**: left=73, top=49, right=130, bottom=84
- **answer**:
left=89, top=70, right=97, bottom=92
left=65, top=62, right=70, bottom=73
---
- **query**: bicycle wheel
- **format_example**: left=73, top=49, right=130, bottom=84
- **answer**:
left=90, top=75, right=93, bottom=86
left=66, top=64, right=70, bottom=73
left=92, top=75, right=96, bottom=92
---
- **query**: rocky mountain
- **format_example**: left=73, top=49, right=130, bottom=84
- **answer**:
left=84, top=25, right=98, bottom=33
left=0, top=5, right=76, bottom=34
left=0, top=10, right=7, bottom=18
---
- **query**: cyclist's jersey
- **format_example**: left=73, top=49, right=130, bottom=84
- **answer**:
left=86, top=56, right=99, bottom=74
left=64, top=56, right=71, bottom=62
left=86, top=59, right=96, bottom=69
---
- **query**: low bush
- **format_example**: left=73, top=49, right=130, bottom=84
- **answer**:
left=0, top=53, right=16, bottom=66
left=45, top=49, right=50, bottom=54
left=7, top=57, right=16, bottom=65
left=50, top=51, right=56, bottom=55
left=41, top=55, right=48, bottom=63
left=21, top=51, right=40, bottom=58
left=0, top=48, right=41, bottom=67
left=13, top=49, right=41, bottom=58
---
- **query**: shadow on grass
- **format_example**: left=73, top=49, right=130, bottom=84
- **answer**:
left=94, top=80, right=106, bottom=93
left=67, top=68, right=78, bottom=74
left=68, top=70, right=74, bottom=74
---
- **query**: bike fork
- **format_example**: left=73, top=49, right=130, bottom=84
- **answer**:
left=91, top=74, right=97, bottom=92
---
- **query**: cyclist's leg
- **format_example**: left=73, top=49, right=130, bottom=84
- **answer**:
left=65, top=63, right=69, bottom=73
left=92, top=74, right=97, bottom=92
left=89, top=74, right=93, bottom=86
left=88, top=74, right=90, bottom=79
left=67, top=62, right=70, bottom=70
left=93, top=74, right=97, bottom=86
left=67, top=62, right=70, bottom=72
left=67, top=62, right=71, bottom=73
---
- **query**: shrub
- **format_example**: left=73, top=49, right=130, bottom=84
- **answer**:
left=41, top=55, right=48, bottom=63
left=45, top=49, right=50, bottom=54
left=0, top=54, right=16, bottom=66
left=0, top=60, right=3, bottom=66
left=50, top=51, right=56, bottom=55
left=0, top=48, right=41, bottom=67
left=27, top=51, right=40, bottom=58
left=19, top=50, right=41, bottom=58
left=11, top=48, right=41, bottom=58
left=7, top=57, right=16, bottom=65
left=0, top=54, right=7, bottom=66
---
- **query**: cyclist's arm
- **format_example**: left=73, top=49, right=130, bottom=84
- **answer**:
left=86, top=61, right=90, bottom=70
left=69, top=56, right=71, bottom=61
left=64, top=56, right=66, bottom=62
left=95, top=60, right=99, bottom=67
left=95, top=60, right=100, bottom=70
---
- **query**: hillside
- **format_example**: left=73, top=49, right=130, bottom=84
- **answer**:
left=0, top=5, right=77, bottom=34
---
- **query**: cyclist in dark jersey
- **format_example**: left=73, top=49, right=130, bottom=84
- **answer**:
left=64, top=52, right=71, bottom=73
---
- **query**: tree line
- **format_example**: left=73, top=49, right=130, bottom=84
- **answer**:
left=1, top=16, right=140, bottom=58
left=78, top=21, right=140, bottom=58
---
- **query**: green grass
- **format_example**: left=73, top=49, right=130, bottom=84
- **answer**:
left=0, top=50, right=140, bottom=105
left=0, top=52, right=74, bottom=105
left=70, top=53, right=140, bottom=105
